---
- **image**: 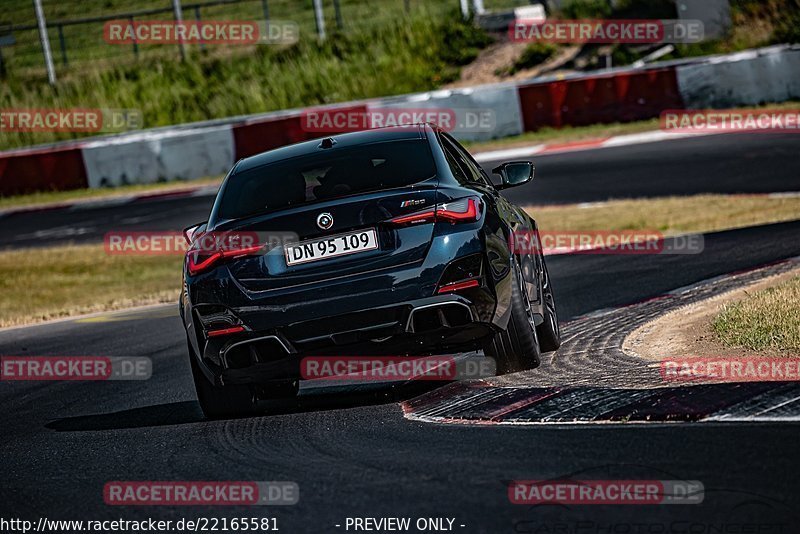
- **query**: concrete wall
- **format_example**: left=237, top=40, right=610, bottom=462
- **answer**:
left=81, top=125, right=235, bottom=188
left=368, top=84, right=524, bottom=142
left=676, top=46, right=800, bottom=108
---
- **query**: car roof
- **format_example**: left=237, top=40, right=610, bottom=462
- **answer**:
left=234, top=123, right=431, bottom=174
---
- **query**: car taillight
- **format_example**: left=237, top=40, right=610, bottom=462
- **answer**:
left=187, top=242, right=264, bottom=276
left=436, top=254, right=484, bottom=294
left=207, top=325, right=245, bottom=337
left=388, top=197, right=481, bottom=227
left=437, top=279, right=480, bottom=294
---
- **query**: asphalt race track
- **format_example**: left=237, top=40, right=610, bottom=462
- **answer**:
left=2, top=134, right=800, bottom=531
left=3, top=230, right=800, bottom=528
left=1, top=133, right=799, bottom=250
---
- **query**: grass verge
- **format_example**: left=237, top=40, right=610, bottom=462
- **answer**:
left=2, top=193, right=799, bottom=328
left=712, top=275, right=800, bottom=352
left=526, top=194, right=800, bottom=235
left=0, top=245, right=182, bottom=328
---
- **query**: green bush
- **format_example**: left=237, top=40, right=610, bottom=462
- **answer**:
left=505, top=43, right=558, bottom=75
left=559, top=0, right=613, bottom=19
left=771, top=11, right=800, bottom=43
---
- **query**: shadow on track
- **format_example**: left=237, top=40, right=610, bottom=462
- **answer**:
left=45, top=380, right=449, bottom=432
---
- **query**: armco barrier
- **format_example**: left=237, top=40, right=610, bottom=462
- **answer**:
left=676, top=46, right=800, bottom=108
left=518, top=67, right=684, bottom=131
left=0, top=145, right=88, bottom=196
left=81, top=125, right=235, bottom=188
left=367, top=85, right=523, bottom=142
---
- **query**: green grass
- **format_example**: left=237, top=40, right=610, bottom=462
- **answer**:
left=2, top=0, right=453, bottom=71
left=526, top=194, right=800, bottom=235
left=0, top=244, right=183, bottom=328
left=0, top=2, right=491, bottom=150
left=713, top=276, right=800, bottom=353
left=498, top=43, right=559, bottom=76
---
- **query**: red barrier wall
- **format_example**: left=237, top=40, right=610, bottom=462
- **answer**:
left=233, top=104, right=369, bottom=160
left=0, top=146, right=88, bottom=196
left=518, top=67, right=685, bottom=131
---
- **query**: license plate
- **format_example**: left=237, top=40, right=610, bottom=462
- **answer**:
left=285, top=228, right=379, bottom=266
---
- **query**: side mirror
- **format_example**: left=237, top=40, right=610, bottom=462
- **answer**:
left=492, top=161, right=534, bottom=190
left=183, top=222, right=207, bottom=245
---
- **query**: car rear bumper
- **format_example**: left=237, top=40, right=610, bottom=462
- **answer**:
left=181, top=227, right=515, bottom=385
left=189, top=291, right=497, bottom=386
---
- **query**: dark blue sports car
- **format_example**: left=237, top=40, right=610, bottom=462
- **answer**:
left=180, top=124, right=560, bottom=417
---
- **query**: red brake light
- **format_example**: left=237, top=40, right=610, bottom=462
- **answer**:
left=389, top=197, right=481, bottom=227
left=187, top=241, right=265, bottom=276
left=388, top=209, right=437, bottom=226
left=436, top=278, right=480, bottom=294
left=437, top=198, right=480, bottom=223
left=207, top=325, right=245, bottom=337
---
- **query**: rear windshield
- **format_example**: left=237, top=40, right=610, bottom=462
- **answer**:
left=216, top=139, right=436, bottom=220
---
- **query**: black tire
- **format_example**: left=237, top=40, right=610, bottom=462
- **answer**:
left=483, top=260, right=542, bottom=374
left=536, top=257, right=561, bottom=353
left=188, top=341, right=259, bottom=419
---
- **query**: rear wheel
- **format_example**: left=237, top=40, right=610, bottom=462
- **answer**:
left=483, top=260, right=541, bottom=374
left=188, top=341, right=259, bottom=419
left=536, top=258, right=561, bottom=353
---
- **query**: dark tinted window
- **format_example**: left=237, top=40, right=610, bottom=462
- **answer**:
left=441, top=140, right=470, bottom=184
left=216, top=139, right=436, bottom=220
left=441, top=134, right=491, bottom=187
